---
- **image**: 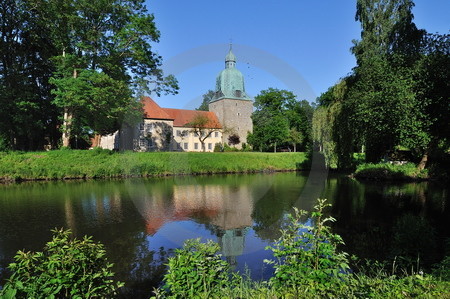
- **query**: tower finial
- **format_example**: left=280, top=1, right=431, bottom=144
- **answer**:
left=225, top=42, right=236, bottom=68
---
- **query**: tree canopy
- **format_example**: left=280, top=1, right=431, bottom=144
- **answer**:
left=0, top=0, right=178, bottom=149
left=248, top=88, right=313, bottom=152
left=313, top=0, right=449, bottom=170
left=196, top=90, right=215, bottom=111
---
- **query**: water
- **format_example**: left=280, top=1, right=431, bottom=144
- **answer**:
left=0, top=172, right=448, bottom=297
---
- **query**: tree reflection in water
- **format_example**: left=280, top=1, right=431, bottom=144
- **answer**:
left=0, top=173, right=448, bottom=297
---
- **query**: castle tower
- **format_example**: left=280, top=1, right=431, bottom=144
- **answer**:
left=209, top=46, right=253, bottom=148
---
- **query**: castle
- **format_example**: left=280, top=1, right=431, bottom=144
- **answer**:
left=100, top=47, right=253, bottom=152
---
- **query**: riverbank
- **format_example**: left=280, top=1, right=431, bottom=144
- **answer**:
left=0, top=149, right=308, bottom=182
left=353, top=162, right=430, bottom=181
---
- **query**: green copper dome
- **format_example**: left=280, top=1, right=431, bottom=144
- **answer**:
left=212, top=47, right=250, bottom=101
left=225, top=49, right=236, bottom=65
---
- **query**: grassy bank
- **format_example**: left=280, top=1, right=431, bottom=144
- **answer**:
left=353, top=162, right=428, bottom=181
left=0, top=149, right=308, bottom=182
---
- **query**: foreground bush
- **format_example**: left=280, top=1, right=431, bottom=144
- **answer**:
left=265, top=199, right=350, bottom=295
left=160, top=239, right=231, bottom=298
left=0, top=228, right=123, bottom=298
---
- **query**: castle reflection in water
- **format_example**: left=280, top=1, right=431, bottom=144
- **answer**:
left=128, top=181, right=254, bottom=264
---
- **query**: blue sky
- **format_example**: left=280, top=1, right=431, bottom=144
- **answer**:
left=146, top=0, right=449, bottom=110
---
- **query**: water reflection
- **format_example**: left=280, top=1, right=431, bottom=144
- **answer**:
left=0, top=173, right=448, bottom=298
left=127, top=179, right=254, bottom=235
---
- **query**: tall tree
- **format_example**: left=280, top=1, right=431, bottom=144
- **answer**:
left=412, top=33, right=450, bottom=169
left=313, top=79, right=353, bottom=168
left=352, top=0, right=423, bottom=64
left=287, top=128, right=302, bottom=152
left=312, top=1, right=448, bottom=170
left=196, top=90, right=215, bottom=111
left=0, top=0, right=177, bottom=149
left=0, top=0, right=59, bottom=150
left=347, top=0, right=425, bottom=163
left=249, top=88, right=312, bottom=152
left=285, top=99, right=314, bottom=151
left=33, top=0, right=178, bottom=147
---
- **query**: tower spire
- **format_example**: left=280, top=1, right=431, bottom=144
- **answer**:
left=225, top=43, right=236, bottom=68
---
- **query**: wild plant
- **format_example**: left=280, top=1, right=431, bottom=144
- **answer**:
left=264, top=198, right=350, bottom=294
left=162, top=238, right=231, bottom=298
left=0, top=228, right=123, bottom=298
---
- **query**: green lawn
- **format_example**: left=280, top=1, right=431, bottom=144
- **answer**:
left=0, top=149, right=308, bottom=181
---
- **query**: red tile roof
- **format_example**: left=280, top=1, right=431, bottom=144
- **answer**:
left=163, top=108, right=222, bottom=129
left=142, top=96, right=173, bottom=120
left=141, top=96, right=222, bottom=129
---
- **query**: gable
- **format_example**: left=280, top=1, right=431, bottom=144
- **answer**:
left=142, top=96, right=173, bottom=120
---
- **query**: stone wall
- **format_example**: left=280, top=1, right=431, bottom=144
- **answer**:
left=209, top=98, right=253, bottom=148
left=99, top=132, right=119, bottom=150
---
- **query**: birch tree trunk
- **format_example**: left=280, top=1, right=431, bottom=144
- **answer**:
left=61, top=68, right=77, bottom=147
left=62, top=107, right=73, bottom=147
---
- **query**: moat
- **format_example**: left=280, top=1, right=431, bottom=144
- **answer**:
left=0, top=172, right=448, bottom=297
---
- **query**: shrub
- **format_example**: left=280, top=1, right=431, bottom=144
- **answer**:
left=0, top=135, right=10, bottom=151
left=223, top=143, right=239, bottom=152
left=241, top=142, right=252, bottom=152
left=0, top=228, right=123, bottom=298
left=354, top=162, right=428, bottom=180
left=213, top=143, right=223, bottom=152
left=162, top=238, right=231, bottom=298
left=265, top=199, right=350, bottom=294
left=433, top=255, right=450, bottom=281
left=90, top=146, right=114, bottom=155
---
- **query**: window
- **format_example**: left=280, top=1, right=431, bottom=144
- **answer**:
left=194, top=143, right=198, bottom=150
left=237, top=112, right=240, bottom=116
left=139, top=123, right=144, bottom=131
left=215, top=131, right=219, bottom=137
left=145, top=123, right=153, bottom=133
left=139, top=138, right=146, bottom=147
left=208, top=143, right=212, bottom=150
left=184, top=143, right=188, bottom=150
left=176, top=130, right=181, bottom=137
